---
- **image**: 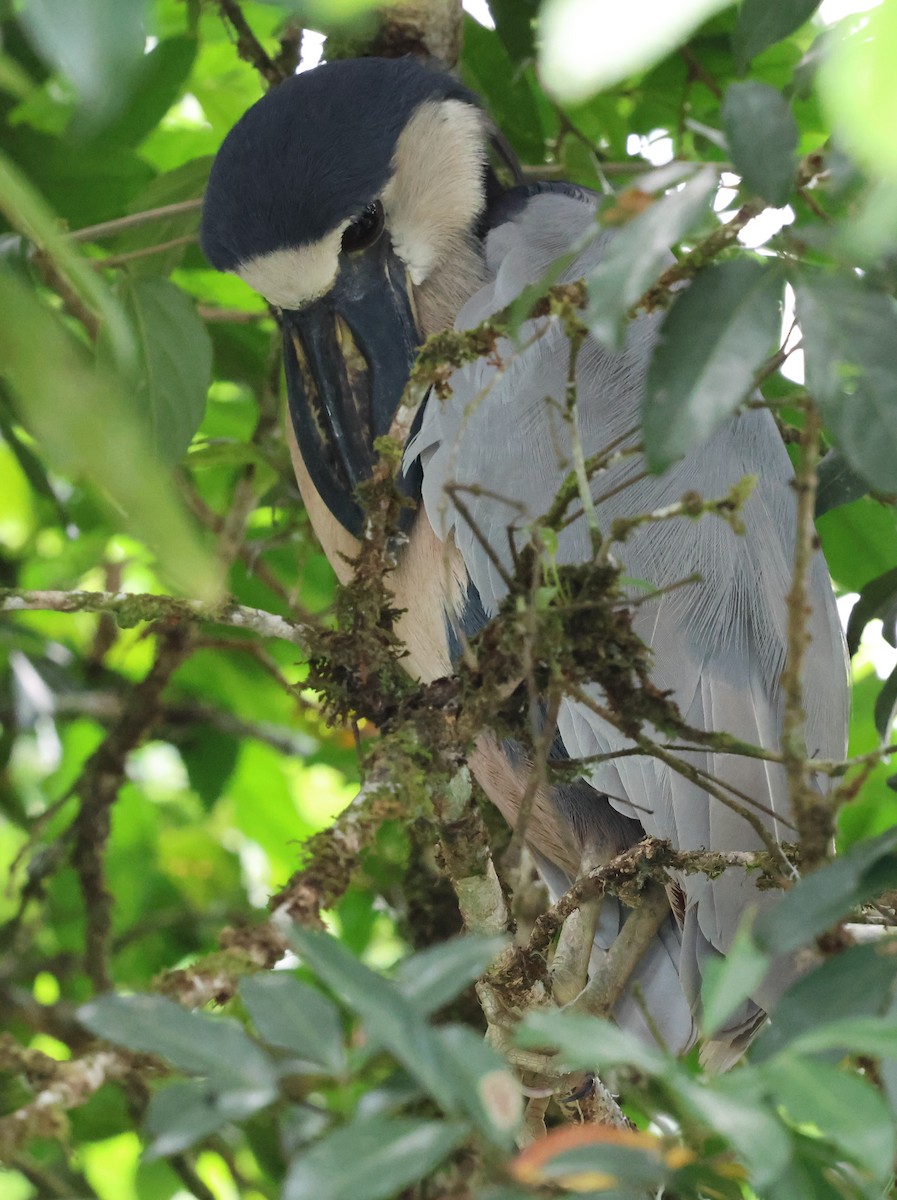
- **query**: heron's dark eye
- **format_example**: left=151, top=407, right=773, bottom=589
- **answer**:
left=341, top=200, right=384, bottom=254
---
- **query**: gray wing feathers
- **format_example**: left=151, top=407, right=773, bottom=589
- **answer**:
left=406, top=191, right=849, bottom=1032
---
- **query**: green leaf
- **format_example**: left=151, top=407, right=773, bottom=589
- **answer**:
left=795, top=272, right=897, bottom=493
left=815, top=449, right=870, bottom=517
left=643, top=259, right=784, bottom=471
left=143, top=1079, right=234, bottom=1160
left=104, top=36, right=197, bottom=148
left=289, top=928, right=458, bottom=1114
left=77, top=993, right=278, bottom=1102
left=0, top=266, right=220, bottom=599
left=111, top=156, right=210, bottom=279
left=18, top=0, right=149, bottom=125
left=761, top=1056, right=896, bottom=1183
left=874, top=664, right=897, bottom=741
left=753, top=827, right=897, bottom=955
left=585, top=167, right=718, bottom=350
left=700, top=920, right=770, bottom=1037
left=751, top=942, right=897, bottom=1063
left=119, top=277, right=212, bottom=465
left=239, top=972, right=345, bottom=1073
left=732, top=0, right=822, bottom=69
left=516, top=1010, right=673, bottom=1077
left=393, top=935, right=506, bottom=1016
left=787, top=1015, right=897, bottom=1059
left=676, top=1073, right=792, bottom=1187
left=722, top=82, right=798, bottom=206
left=283, top=1114, right=467, bottom=1200
left=436, top=1025, right=522, bottom=1146
left=539, top=0, right=733, bottom=101
left=818, top=1, right=897, bottom=183
left=846, top=566, right=897, bottom=656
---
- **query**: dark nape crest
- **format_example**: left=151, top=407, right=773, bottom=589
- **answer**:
left=201, top=56, right=482, bottom=272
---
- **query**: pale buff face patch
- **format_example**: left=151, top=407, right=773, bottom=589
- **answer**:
left=233, top=98, right=488, bottom=309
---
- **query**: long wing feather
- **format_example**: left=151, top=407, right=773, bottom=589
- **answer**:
left=406, top=188, right=849, bottom=1035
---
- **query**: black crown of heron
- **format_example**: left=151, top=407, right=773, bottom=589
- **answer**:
left=201, top=56, right=849, bottom=1065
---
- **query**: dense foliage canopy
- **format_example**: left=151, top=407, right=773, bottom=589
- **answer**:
left=2, top=1, right=897, bottom=1198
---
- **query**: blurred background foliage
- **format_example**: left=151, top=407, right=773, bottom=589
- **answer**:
left=1, top=0, right=897, bottom=1197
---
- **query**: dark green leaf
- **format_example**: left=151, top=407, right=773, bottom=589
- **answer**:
left=239, top=972, right=345, bottom=1073
left=787, top=1015, right=897, bottom=1058
left=436, top=1025, right=521, bottom=1145
left=643, top=259, right=784, bottom=470
left=761, top=1056, right=895, bottom=1182
left=283, top=1114, right=467, bottom=1200
left=289, top=928, right=458, bottom=1113
left=733, top=0, right=822, bottom=69
left=701, top=921, right=770, bottom=1036
left=78, top=993, right=278, bottom=1101
left=120, top=277, right=212, bottom=464
left=585, top=166, right=718, bottom=350
left=393, top=935, right=506, bottom=1016
left=722, top=82, right=798, bottom=206
left=677, top=1071, right=792, bottom=1187
left=143, top=1079, right=233, bottom=1160
left=875, top=664, right=897, bottom=741
left=489, top=0, right=538, bottom=61
left=815, top=449, right=870, bottom=516
left=753, top=827, right=897, bottom=955
left=517, top=1010, right=673, bottom=1077
left=112, top=156, right=210, bottom=278
left=795, top=272, right=897, bottom=493
left=846, top=566, right=897, bottom=656
left=103, top=36, right=197, bottom=148
left=18, top=0, right=149, bottom=125
left=751, top=942, right=897, bottom=1063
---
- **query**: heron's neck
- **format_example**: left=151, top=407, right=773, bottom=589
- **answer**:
left=412, top=233, right=487, bottom=337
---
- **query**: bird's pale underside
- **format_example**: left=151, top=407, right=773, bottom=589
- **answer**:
left=201, top=57, right=850, bottom=1064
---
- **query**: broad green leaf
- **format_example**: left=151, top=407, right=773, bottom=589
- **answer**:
left=516, top=1010, right=673, bottom=1078
left=732, top=0, right=822, bottom=69
left=700, top=920, right=770, bottom=1037
left=761, top=1056, right=896, bottom=1183
left=112, top=156, right=210, bottom=279
left=18, top=0, right=149, bottom=125
left=119, top=277, right=212, bottom=465
left=722, top=82, right=798, bottom=206
left=676, top=1074, right=791, bottom=1187
left=819, top=2, right=897, bottom=182
left=239, top=972, right=345, bottom=1073
left=436, top=1025, right=522, bottom=1146
left=846, top=566, right=897, bottom=656
left=393, top=935, right=506, bottom=1016
left=815, top=449, right=870, bottom=517
left=290, top=928, right=458, bottom=1114
left=795, top=272, right=897, bottom=492
left=787, top=1015, right=897, bottom=1059
left=283, top=1114, right=467, bottom=1200
left=752, top=942, right=897, bottom=1063
left=524, top=1135, right=670, bottom=1192
left=104, top=36, right=197, bottom=148
left=490, top=0, right=539, bottom=61
left=753, top=827, right=897, bottom=955
left=817, top=497, right=897, bottom=593
left=585, top=167, right=718, bottom=350
left=0, top=267, right=221, bottom=599
left=643, top=259, right=784, bottom=470
left=143, top=1079, right=235, bottom=1160
left=539, top=0, right=733, bottom=102
left=77, top=993, right=278, bottom=1103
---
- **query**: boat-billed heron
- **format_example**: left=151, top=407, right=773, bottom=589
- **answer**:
left=201, top=57, right=849, bottom=1062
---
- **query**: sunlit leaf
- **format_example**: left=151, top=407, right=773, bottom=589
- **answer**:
left=540, top=0, right=733, bottom=101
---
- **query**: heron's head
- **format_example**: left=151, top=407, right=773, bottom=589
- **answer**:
left=201, top=57, right=497, bottom=537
